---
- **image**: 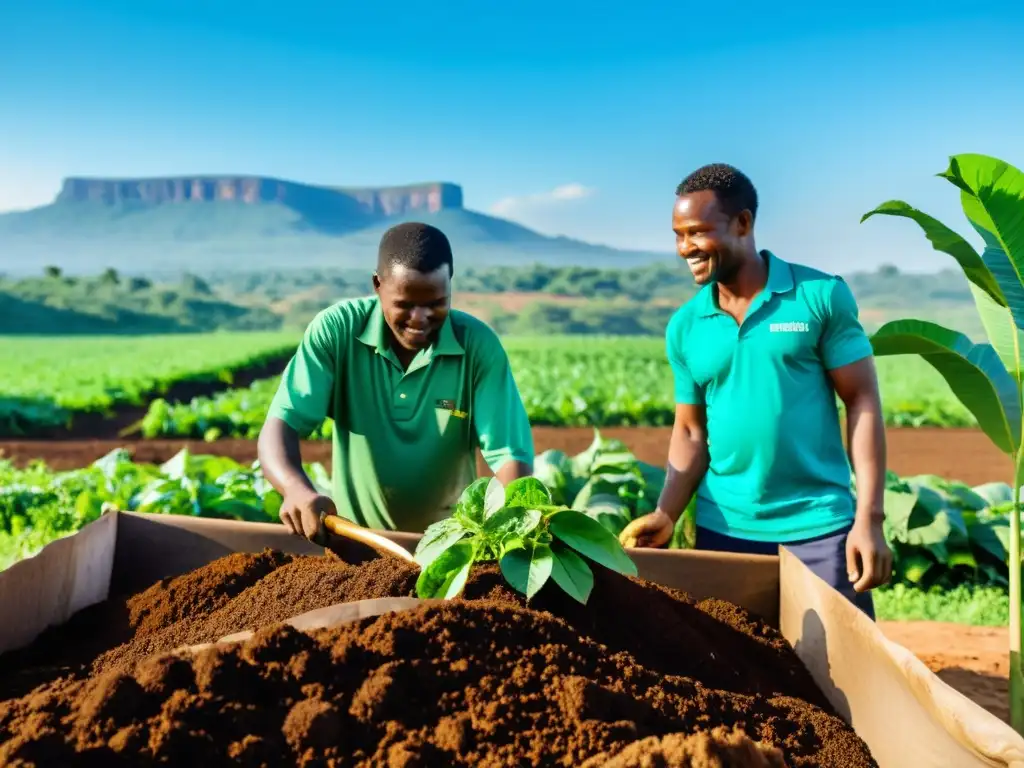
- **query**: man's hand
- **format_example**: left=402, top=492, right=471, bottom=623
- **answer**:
left=619, top=509, right=675, bottom=549
left=845, top=517, right=893, bottom=592
left=279, top=487, right=337, bottom=542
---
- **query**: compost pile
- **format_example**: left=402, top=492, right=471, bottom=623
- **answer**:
left=0, top=550, right=876, bottom=767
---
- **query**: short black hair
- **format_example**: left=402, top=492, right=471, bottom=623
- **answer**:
left=676, top=163, right=758, bottom=222
left=377, top=222, right=454, bottom=277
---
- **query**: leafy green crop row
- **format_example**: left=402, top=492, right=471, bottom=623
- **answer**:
left=3, top=429, right=1017, bottom=597
left=0, top=447, right=331, bottom=571
left=0, top=332, right=298, bottom=436
left=139, top=337, right=976, bottom=439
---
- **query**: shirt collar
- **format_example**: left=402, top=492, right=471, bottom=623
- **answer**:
left=357, top=297, right=465, bottom=358
left=696, top=250, right=794, bottom=318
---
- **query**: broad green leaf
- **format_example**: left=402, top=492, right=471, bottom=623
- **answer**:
left=980, top=563, right=1010, bottom=587
left=550, top=544, right=594, bottom=603
left=415, top=540, right=476, bottom=599
left=484, top=477, right=505, bottom=519
left=482, top=507, right=542, bottom=542
left=414, top=517, right=469, bottom=568
left=570, top=429, right=604, bottom=476
left=947, top=548, right=978, bottom=571
left=883, top=489, right=919, bottom=540
left=670, top=495, right=698, bottom=550
left=969, top=282, right=1024, bottom=378
left=160, top=449, right=189, bottom=481
left=870, top=319, right=1020, bottom=453
left=861, top=200, right=1004, bottom=303
left=572, top=473, right=642, bottom=511
left=937, top=481, right=990, bottom=513
left=500, top=543, right=553, bottom=600
left=907, top=510, right=953, bottom=548
left=973, top=482, right=1015, bottom=507
left=455, top=478, right=490, bottom=525
left=942, top=156, right=1024, bottom=373
left=532, top=449, right=571, bottom=504
left=969, top=517, right=1012, bottom=563
left=860, top=196, right=1024, bottom=374
left=499, top=537, right=526, bottom=558
left=549, top=509, right=638, bottom=577
left=92, top=449, right=132, bottom=480
left=590, top=452, right=639, bottom=472
left=582, top=493, right=631, bottom=536
left=570, top=428, right=629, bottom=477
left=504, top=477, right=553, bottom=508
left=940, top=154, right=1024, bottom=298
left=899, top=552, right=938, bottom=584
left=904, top=479, right=969, bottom=541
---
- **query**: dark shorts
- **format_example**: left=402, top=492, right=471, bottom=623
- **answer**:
left=695, top=524, right=876, bottom=621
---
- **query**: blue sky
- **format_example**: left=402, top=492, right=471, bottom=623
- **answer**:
left=1, top=0, right=1022, bottom=271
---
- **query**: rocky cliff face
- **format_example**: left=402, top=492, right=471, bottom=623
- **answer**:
left=56, top=176, right=463, bottom=216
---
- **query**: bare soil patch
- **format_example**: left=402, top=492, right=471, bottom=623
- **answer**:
left=0, top=427, right=1007, bottom=486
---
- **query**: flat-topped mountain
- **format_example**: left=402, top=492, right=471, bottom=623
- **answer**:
left=57, top=176, right=462, bottom=218
left=0, top=175, right=669, bottom=276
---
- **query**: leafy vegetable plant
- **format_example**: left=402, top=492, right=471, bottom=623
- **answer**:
left=413, top=475, right=639, bottom=603
left=876, top=471, right=1015, bottom=590
left=0, top=447, right=330, bottom=572
left=860, top=153, right=1024, bottom=732
left=532, top=428, right=696, bottom=548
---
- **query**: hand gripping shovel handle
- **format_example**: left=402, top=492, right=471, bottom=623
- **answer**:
left=317, top=512, right=417, bottom=564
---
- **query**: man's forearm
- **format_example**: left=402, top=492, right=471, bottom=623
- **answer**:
left=258, top=417, right=317, bottom=497
left=657, top=441, right=709, bottom=524
left=494, top=459, right=533, bottom=486
left=846, top=394, right=886, bottom=524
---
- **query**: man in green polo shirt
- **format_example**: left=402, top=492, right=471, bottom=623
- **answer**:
left=619, top=163, right=892, bottom=618
left=258, top=222, right=534, bottom=539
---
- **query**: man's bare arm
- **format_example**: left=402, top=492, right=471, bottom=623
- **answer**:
left=257, top=417, right=317, bottom=497
left=494, top=459, right=533, bottom=486
left=828, top=357, right=886, bottom=524
left=619, top=404, right=708, bottom=548
left=656, top=403, right=710, bottom=523
left=828, top=355, right=893, bottom=591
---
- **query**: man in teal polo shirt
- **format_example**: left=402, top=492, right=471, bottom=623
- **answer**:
left=258, top=222, right=534, bottom=539
left=619, top=163, right=892, bottom=618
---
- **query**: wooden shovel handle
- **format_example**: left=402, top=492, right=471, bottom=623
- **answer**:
left=319, top=513, right=417, bottom=564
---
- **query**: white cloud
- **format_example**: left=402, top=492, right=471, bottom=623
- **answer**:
left=489, top=183, right=595, bottom=217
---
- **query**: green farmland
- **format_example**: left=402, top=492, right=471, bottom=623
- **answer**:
left=134, top=335, right=973, bottom=440
left=0, top=331, right=298, bottom=435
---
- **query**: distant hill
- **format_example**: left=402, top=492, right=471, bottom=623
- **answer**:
left=0, top=175, right=670, bottom=276
left=0, top=259, right=984, bottom=339
left=0, top=270, right=280, bottom=334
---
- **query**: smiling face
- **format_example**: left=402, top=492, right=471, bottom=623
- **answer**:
left=672, top=189, right=752, bottom=286
left=373, top=263, right=451, bottom=352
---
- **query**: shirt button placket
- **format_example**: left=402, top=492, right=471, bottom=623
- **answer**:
left=395, top=378, right=413, bottom=420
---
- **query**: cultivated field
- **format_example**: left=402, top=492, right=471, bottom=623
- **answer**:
left=0, top=330, right=1015, bottom=723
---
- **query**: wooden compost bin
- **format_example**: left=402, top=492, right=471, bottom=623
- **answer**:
left=1, top=510, right=1023, bottom=768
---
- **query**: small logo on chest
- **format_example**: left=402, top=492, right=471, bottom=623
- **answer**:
left=769, top=321, right=809, bottom=333
left=436, top=399, right=468, bottom=419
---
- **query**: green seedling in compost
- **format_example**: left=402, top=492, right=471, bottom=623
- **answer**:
left=413, top=475, right=638, bottom=604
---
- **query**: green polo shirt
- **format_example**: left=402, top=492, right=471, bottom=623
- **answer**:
left=666, top=251, right=873, bottom=542
left=266, top=296, right=534, bottom=533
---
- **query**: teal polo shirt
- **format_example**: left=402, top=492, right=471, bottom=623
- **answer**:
left=266, top=296, right=534, bottom=533
left=666, top=251, right=874, bottom=542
